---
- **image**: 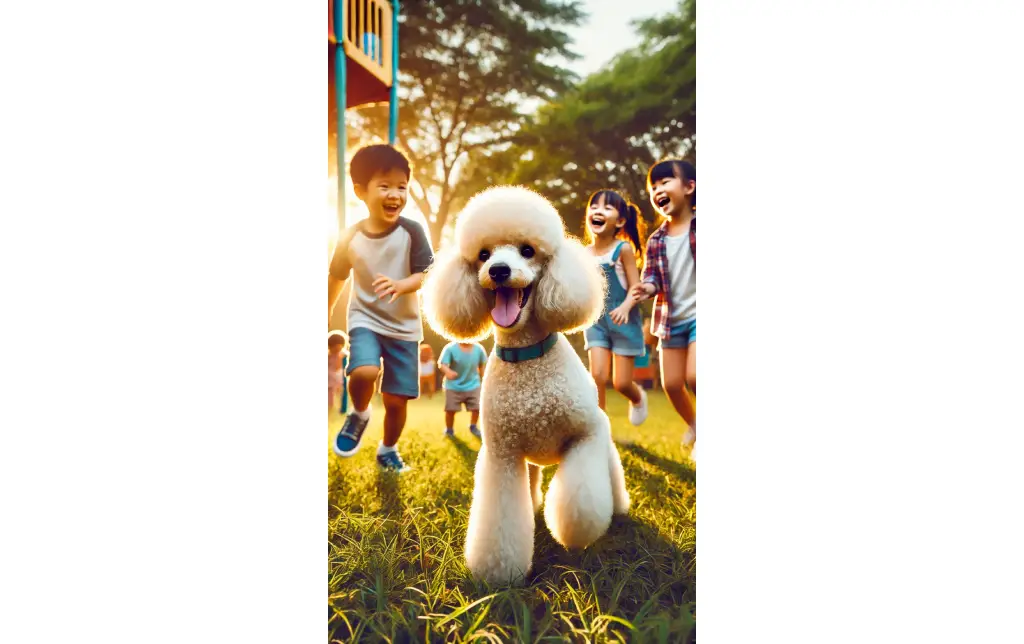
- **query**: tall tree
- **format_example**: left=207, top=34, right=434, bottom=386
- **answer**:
left=341, top=0, right=586, bottom=248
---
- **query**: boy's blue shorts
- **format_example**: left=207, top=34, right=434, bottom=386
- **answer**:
left=660, top=317, right=697, bottom=350
left=345, top=327, right=420, bottom=398
left=584, top=314, right=645, bottom=357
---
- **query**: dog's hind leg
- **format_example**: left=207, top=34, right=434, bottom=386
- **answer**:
left=465, top=445, right=535, bottom=586
left=528, top=463, right=543, bottom=514
left=544, top=429, right=614, bottom=549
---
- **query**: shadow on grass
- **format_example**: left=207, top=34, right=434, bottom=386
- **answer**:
left=332, top=468, right=695, bottom=643
left=619, top=442, right=695, bottom=484
left=519, top=509, right=695, bottom=642
left=508, top=445, right=697, bottom=640
left=529, top=511, right=692, bottom=585
left=447, top=434, right=479, bottom=471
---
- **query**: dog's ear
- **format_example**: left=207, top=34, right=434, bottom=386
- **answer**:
left=535, top=235, right=606, bottom=333
left=422, top=247, right=492, bottom=341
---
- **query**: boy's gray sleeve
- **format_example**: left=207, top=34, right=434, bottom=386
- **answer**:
left=405, top=219, right=434, bottom=274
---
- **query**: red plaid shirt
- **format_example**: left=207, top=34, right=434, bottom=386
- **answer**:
left=641, top=217, right=696, bottom=339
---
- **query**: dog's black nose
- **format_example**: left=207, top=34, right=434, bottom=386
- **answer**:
left=489, top=263, right=511, bottom=284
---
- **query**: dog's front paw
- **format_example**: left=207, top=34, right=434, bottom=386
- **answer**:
left=466, top=550, right=531, bottom=587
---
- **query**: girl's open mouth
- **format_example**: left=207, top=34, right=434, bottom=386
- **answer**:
left=491, top=285, right=532, bottom=328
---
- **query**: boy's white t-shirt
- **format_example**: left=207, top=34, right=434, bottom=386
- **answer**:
left=664, top=232, right=696, bottom=324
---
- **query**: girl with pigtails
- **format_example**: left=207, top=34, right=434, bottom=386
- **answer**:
left=582, top=189, right=649, bottom=426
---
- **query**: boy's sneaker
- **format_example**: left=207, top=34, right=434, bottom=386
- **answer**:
left=376, top=449, right=411, bottom=473
left=333, top=412, right=370, bottom=457
left=628, top=387, right=649, bottom=426
left=682, top=426, right=696, bottom=448
left=443, top=427, right=454, bottom=438
left=469, top=424, right=482, bottom=439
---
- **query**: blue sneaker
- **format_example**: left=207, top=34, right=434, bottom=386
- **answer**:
left=333, top=412, right=370, bottom=457
left=376, top=449, right=411, bottom=473
left=444, top=427, right=454, bottom=438
left=469, top=424, right=482, bottom=439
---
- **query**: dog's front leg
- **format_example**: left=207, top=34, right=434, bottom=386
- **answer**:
left=464, top=445, right=535, bottom=586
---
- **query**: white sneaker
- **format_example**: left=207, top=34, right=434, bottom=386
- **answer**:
left=690, top=442, right=697, bottom=463
left=628, top=387, right=649, bottom=426
left=681, top=426, right=696, bottom=448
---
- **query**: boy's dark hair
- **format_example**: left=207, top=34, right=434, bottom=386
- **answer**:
left=647, top=159, right=696, bottom=211
left=328, top=331, right=348, bottom=348
left=349, top=144, right=411, bottom=187
left=584, top=189, right=647, bottom=266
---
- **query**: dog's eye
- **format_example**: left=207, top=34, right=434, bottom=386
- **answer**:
left=520, top=245, right=535, bottom=259
left=478, top=249, right=490, bottom=262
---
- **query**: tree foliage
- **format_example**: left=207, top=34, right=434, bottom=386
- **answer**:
left=503, top=0, right=696, bottom=236
left=330, top=0, right=696, bottom=248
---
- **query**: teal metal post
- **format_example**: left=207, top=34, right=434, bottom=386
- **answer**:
left=389, top=0, right=400, bottom=145
left=334, top=1, right=346, bottom=230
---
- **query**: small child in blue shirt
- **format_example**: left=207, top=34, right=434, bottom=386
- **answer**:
left=437, top=341, right=488, bottom=439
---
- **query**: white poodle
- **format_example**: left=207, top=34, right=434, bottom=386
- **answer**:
left=422, top=185, right=630, bottom=586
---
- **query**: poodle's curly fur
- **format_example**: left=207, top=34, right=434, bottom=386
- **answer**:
left=422, top=186, right=630, bottom=586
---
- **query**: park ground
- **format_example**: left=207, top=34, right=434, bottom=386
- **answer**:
left=328, top=389, right=696, bottom=643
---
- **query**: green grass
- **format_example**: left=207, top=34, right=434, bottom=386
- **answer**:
left=328, top=390, right=695, bottom=643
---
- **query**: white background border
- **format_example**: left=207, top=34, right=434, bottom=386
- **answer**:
left=2, top=0, right=1023, bottom=642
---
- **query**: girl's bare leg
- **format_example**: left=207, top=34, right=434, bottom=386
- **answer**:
left=660, top=348, right=695, bottom=427
left=685, top=342, right=697, bottom=394
left=589, top=348, right=611, bottom=410
left=612, top=354, right=642, bottom=404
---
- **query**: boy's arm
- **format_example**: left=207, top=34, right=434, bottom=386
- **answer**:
left=373, top=271, right=425, bottom=302
left=437, top=346, right=457, bottom=379
left=374, top=220, right=435, bottom=301
left=400, top=272, right=426, bottom=294
left=406, top=218, right=434, bottom=293
left=328, top=275, right=345, bottom=322
left=328, top=234, right=353, bottom=322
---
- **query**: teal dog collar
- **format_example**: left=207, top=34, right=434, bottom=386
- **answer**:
left=495, top=333, right=559, bottom=363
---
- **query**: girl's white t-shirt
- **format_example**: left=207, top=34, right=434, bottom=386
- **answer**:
left=419, top=360, right=435, bottom=376
left=664, top=232, right=696, bottom=323
left=592, top=242, right=628, bottom=290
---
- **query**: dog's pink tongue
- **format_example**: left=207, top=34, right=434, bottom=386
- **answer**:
left=491, top=288, right=522, bottom=327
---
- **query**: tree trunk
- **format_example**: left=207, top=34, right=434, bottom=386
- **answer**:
left=429, top=199, right=452, bottom=250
